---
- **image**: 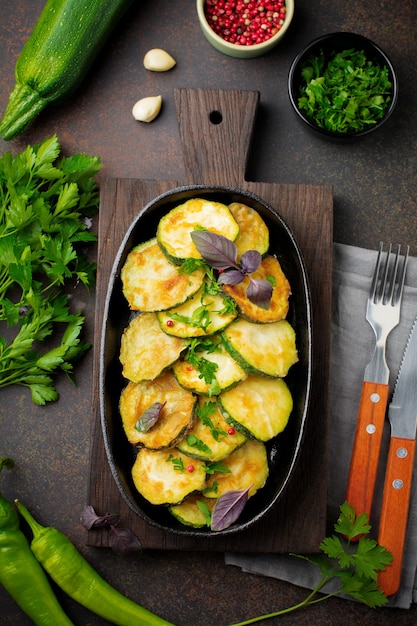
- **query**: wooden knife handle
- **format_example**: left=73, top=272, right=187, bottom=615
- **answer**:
left=345, top=381, right=389, bottom=526
left=377, top=436, right=416, bottom=597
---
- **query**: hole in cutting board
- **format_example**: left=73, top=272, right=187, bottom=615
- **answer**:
left=209, top=110, right=223, bottom=124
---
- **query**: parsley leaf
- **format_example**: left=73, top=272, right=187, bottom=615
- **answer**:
left=0, top=135, right=100, bottom=404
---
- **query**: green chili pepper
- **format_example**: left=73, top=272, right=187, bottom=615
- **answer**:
left=0, top=458, right=74, bottom=626
left=15, top=498, right=175, bottom=626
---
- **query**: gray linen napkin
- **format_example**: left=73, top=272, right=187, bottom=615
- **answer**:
left=226, top=242, right=417, bottom=609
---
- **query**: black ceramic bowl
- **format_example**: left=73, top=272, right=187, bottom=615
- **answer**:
left=288, top=32, right=398, bottom=140
left=100, top=184, right=312, bottom=537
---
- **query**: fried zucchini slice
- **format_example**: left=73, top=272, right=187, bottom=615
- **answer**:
left=121, top=238, right=204, bottom=311
left=218, top=375, right=293, bottom=441
left=222, top=318, right=298, bottom=377
left=177, top=397, right=246, bottom=461
left=228, top=202, right=269, bottom=259
left=157, top=198, right=239, bottom=263
left=157, top=282, right=237, bottom=338
left=169, top=494, right=215, bottom=528
left=204, top=440, right=269, bottom=498
left=119, top=371, right=197, bottom=449
left=173, top=340, right=247, bottom=395
left=131, top=448, right=207, bottom=505
left=222, top=255, right=291, bottom=323
left=120, top=313, right=186, bottom=382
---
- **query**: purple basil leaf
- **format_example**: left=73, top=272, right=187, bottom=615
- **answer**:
left=134, top=401, right=166, bottom=433
left=218, top=268, right=245, bottom=285
left=109, top=526, right=143, bottom=556
left=246, top=278, right=273, bottom=310
left=240, top=249, right=262, bottom=274
left=191, top=231, right=239, bottom=270
left=80, top=505, right=100, bottom=530
left=80, top=506, right=120, bottom=530
left=93, top=513, right=121, bottom=529
left=211, top=485, right=251, bottom=531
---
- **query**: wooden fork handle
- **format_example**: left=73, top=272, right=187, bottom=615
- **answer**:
left=377, top=436, right=416, bottom=597
left=345, top=381, right=389, bottom=525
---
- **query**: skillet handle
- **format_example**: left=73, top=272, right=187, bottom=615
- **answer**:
left=345, top=380, right=389, bottom=534
left=174, top=88, right=259, bottom=187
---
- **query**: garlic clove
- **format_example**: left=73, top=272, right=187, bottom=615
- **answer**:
left=132, top=95, right=162, bottom=123
left=143, top=48, right=176, bottom=72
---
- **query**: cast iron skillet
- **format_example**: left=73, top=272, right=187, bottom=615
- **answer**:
left=100, top=184, right=312, bottom=537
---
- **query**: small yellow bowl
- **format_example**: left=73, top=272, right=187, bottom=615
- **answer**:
left=196, top=0, right=295, bottom=59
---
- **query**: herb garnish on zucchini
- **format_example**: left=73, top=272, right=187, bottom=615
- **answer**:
left=177, top=397, right=246, bottom=461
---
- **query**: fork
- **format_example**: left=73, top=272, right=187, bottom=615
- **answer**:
left=345, top=242, right=409, bottom=526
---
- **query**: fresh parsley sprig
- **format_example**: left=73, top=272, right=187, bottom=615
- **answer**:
left=230, top=502, right=393, bottom=625
left=0, top=135, right=101, bottom=404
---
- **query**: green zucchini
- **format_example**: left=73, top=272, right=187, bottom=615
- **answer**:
left=0, top=0, right=134, bottom=140
left=218, top=375, right=293, bottom=441
left=131, top=448, right=207, bottom=506
left=222, top=255, right=292, bottom=323
left=156, top=281, right=237, bottom=338
left=222, top=317, right=298, bottom=377
left=121, top=238, right=205, bottom=312
left=156, top=198, right=239, bottom=264
left=204, top=440, right=269, bottom=498
left=173, top=340, right=247, bottom=395
left=228, top=202, right=269, bottom=259
left=120, top=313, right=186, bottom=383
left=169, top=495, right=215, bottom=528
left=119, top=371, right=197, bottom=450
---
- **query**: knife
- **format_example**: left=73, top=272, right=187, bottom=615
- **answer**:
left=377, top=316, right=417, bottom=597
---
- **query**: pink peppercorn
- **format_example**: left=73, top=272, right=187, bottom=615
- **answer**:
left=227, top=427, right=236, bottom=435
left=205, top=0, right=286, bottom=46
left=187, top=464, right=195, bottom=472
left=166, top=319, right=174, bottom=327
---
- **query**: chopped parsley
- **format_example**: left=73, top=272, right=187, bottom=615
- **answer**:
left=298, top=48, right=392, bottom=134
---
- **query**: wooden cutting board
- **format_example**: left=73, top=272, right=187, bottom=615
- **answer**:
left=87, top=88, right=333, bottom=553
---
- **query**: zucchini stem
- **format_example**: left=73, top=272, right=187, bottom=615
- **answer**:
left=0, top=83, right=46, bottom=140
